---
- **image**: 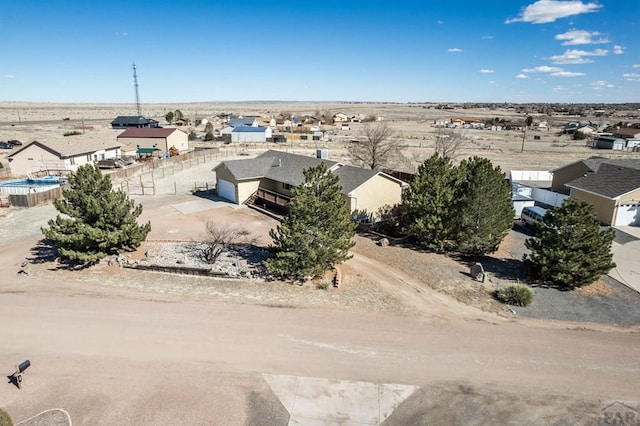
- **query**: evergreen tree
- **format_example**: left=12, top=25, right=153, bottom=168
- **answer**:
left=454, top=157, right=513, bottom=255
left=42, top=164, right=151, bottom=266
left=401, top=154, right=459, bottom=251
left=524, top=198, right=615, bottom=289
left=264, top=163, right=356, bottom=280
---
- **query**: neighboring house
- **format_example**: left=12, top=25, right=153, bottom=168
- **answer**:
left=212, top=150, right=408, bottom=219
left=116, top=128, right=189, bottom=154
left=333, top=113, right=349, bottom=122
left=231, top=126, right=272, bottom=143
left=111, top=115, right=160, bottom=129
left=614, top=127, right=640, bottom=140
left=551, top=157, right=640, bottom=226
left=6, top=139, right=121, bottom=177
left=594, top=135, right=626, bottom=150
left=229, top=117, right=258, bottom=128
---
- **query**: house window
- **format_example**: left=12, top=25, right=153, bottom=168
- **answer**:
left=283, top=183, right=293, bottom=191
left=70, top=158, right=76, bottom=165
left=87, top=154, right=92, bottom=161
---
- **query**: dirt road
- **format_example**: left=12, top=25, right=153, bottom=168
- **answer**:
left=1, top=288, right=639, bottom=424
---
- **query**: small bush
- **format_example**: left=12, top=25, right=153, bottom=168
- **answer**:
left=63, top=130, right=81, bottom=137
left=0, top=409, right=13, bottom=426
left=495, top=284, right=533, bottom=307
left=204, top=131, right=214, bottom=141
left=316, top=280, right=331, bottom=290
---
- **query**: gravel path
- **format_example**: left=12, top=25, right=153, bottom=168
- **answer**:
left=513, top=276, right=640, bottom=326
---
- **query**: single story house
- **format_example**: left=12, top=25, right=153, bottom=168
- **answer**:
left=614, top=127, right=640, bottom=140
left=231, top=126, right=272, bottom=143
left=116, top=128, right=189, bottom=155
left=552, top=157, right=640, bottom=226
left=212, top=150, right=408, bottom=219
left=6, top=139, right=121, bottom=177
left=333, top=113, right=349, bottom=122
left=111, top=116, right=160, bottom=129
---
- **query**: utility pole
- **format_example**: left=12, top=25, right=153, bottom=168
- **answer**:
left=132, top=63, right=141, bottom=116
left=521, top=126, right=527, bottom=153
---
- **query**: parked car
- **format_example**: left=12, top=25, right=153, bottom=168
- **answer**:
left=7, top=140, right=22, bottom=146
left=0, top=142, right=13, bottom=149
left=521, top=206, right=548, bottom=228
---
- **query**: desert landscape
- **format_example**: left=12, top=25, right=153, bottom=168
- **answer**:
left=1, top=102, right=640, bottom=425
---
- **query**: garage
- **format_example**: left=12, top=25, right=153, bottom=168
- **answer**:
left=615, top=204, right=640, bottom=226
left=217, top=179, right=237, bottom=203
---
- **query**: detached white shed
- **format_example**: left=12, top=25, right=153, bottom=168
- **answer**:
left=231, top=126, right=272, bottom=143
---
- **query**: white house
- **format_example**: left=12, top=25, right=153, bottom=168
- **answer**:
left=7, top=139, right=121, bottom=177
left=333, top=113, right=349, bottom=122
left=231, top=126, right=272, bottom=143
left=116, top=128, right=189, bottom=155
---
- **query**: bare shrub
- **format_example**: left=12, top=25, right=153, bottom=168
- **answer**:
left=201, top=221, right=253, bottom=264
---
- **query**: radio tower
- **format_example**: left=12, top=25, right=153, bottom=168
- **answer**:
left=132, top=63, right=141, bottom=116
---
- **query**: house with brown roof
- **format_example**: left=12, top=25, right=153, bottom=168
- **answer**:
left=551, top=157, right=640, bottom=226
left=6, top=139, right=122, bottom=177
left=212, top=150, right=408, bottom=220
left=117, top=128, right=189, bottom=155
left=613, top=127, right=640, bottom=140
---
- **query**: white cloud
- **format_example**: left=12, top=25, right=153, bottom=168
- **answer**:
left=516, top=74, right=529, bottom=79
left=479, top=69, right=494, bottom=73
left=521, top=65, right=563, bottom=73
left=552, top=85, right=567, bottom=91
left=613, top=45, right=624, bottom=54
left=554, top=29, right=609, bottom=45
left=633, top=64, right=640, bottom=68
left=5, top=74, right=14, bottom=78
left=447, top=48, right=463, bottom=52
left=482, top=35, right=494, bottom=40
left=590, top=80, right=614, bottom=88
left=506, top=0, right=601, bottom=24
left=551, top=71, right=586, bottom=77
left=489, top=80, right=496, bottom=84
left=437, top=19, right=443, bottom=25
left=549, top=48, right=608, bottom=64
left=624, top=73, right=640, bottom=81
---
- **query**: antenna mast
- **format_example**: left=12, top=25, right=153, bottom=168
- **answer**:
left=132, top=63, right=141, bottom=116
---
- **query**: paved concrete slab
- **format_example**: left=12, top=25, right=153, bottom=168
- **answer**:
left=264, top=374, right=418, bottom=426
left=610, top=240, right=640, bottom=294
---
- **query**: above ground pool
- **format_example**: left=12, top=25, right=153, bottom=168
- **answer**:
left=0, top=176, right=63, bottom=194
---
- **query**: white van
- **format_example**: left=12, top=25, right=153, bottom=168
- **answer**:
left=521, top=206, right=548, bottom=227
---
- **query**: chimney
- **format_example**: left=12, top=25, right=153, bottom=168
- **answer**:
left=278, top=159, right=282, bottom=167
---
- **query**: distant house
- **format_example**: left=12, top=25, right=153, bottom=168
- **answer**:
left=231, top=126, right=272, bottom=143
left=111, top=116, right=160, bottom=129
left=212, top=150, right=408, bottom=220
left=614, top=127, right=640, bottom=140
left=6, top=139, right=121, bottom=177
left=229, top=117, right=258, bottom=128
left=333, top=113, right=349, bottom=122
left=551, top=157, right=640, bottom=226
left=116, top=128, right=189, bottom=155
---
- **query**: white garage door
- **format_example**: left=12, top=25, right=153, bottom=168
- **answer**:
left=217, top=179, right=237, bottom=203
left=615, top=204, right=640, bottom=226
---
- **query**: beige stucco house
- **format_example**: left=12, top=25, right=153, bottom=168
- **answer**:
left=116, top=128, right=188, bottom=155
left=6, top=139, right=121, bottom=177
left=552, top=157, right=640, bottom=226
left=212, top=150, right=408, bottom=220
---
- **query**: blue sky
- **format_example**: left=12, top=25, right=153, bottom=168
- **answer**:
left=1, top=0, right=638, bottom=103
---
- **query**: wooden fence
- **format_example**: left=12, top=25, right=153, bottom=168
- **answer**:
left=9, top=186, right=63, bottom=207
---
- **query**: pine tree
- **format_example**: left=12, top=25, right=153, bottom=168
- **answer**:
left=42, top=164, right=151, bottom=266
left=264, top=163, right=356, bottom=280
left=524, top=198, right=615, bottom=289
left=401, top=154, right=459, bottom=251
left=454, top=157, right=514, bottom=256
